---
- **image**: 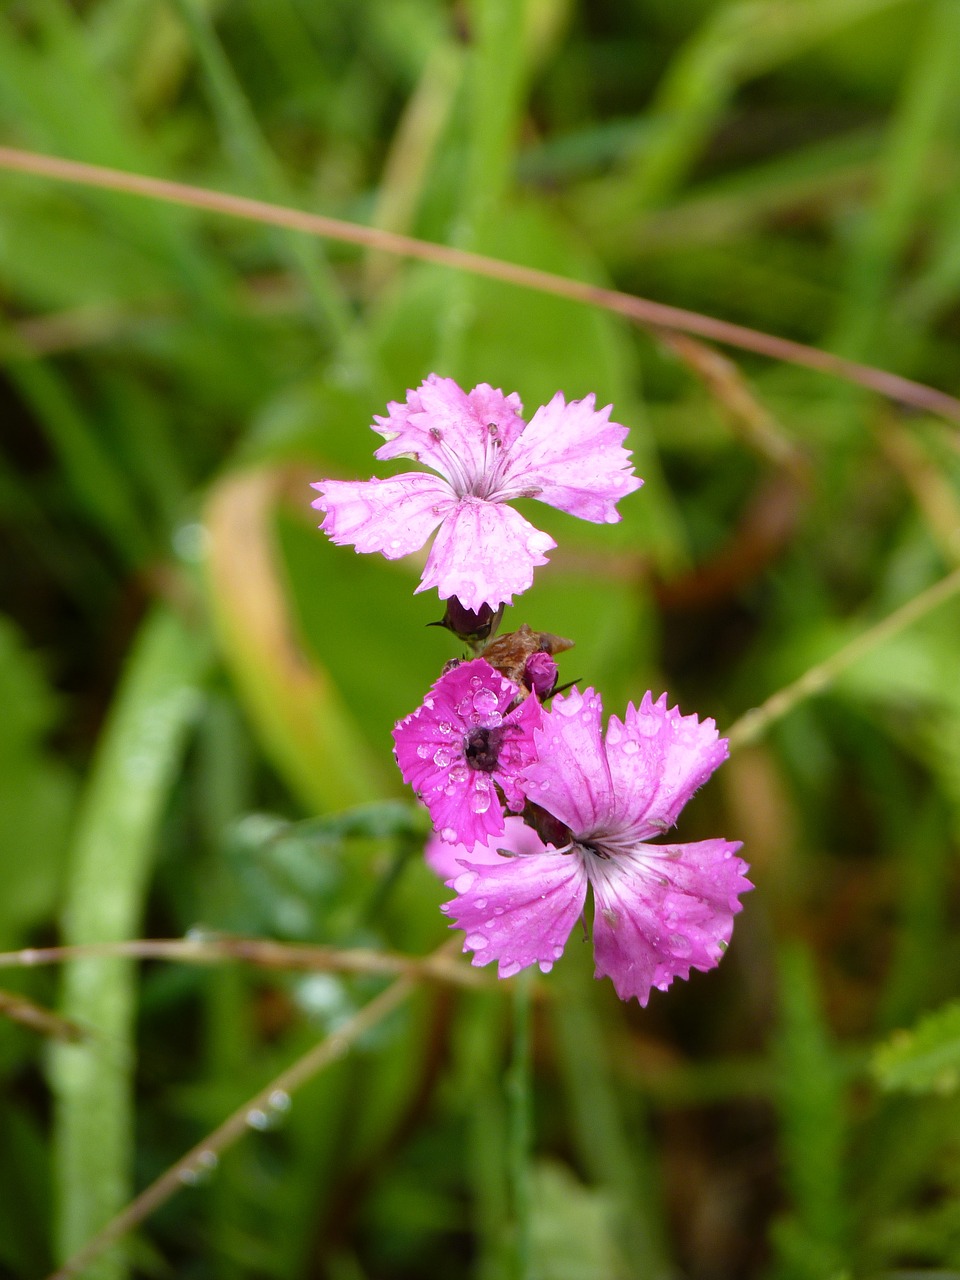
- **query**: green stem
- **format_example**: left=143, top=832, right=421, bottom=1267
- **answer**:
left=50, top=605, right=210, bottom=1280
left=506, top=969, right=534, bottom=1280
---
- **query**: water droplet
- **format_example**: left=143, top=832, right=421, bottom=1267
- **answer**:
left=268, top=1090, right=291, bottom=1116
left=473, top=688, right=499, bottom=715
left=449, top=764, right=469, bottom=783
left=246, top=1108, right=270, bottom=1131
left=470, top=675, right=483, bottom=689
left=552, top=945, right=564, bottom=960
left=474, top=898, right=487, bottom=910
left=437, top=720, right=453, bottom=735
left=500, top=960, right=522, bottom=979
left=444, top=784, right=457, bottom=797
left=470, top=787, right=491, bottom=814
left=389, top=538, right=401, bottom=550
left=538, top=960, right=553, bottom=974
left=442, top=828, right=461, bottom=846
left=453, top=871, right=476, bottom=893
left=465, top=932, right=487, bottom=950
left=668, top=933, right=691, bottom=956
left=416, top=744, right=431, bottom=759
left=622, top=739, right=639, bottom=756
left=433, top=746, right=454, bottom=768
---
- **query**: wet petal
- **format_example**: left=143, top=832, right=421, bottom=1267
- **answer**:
left=500, top=392, right=642, bottom=523
left=425, top=814, right=546, bottom=881
left=311, top=473, right=453, bottom=558
left=605, top=693, right=729, bottom=838
left=442, top=850, right=588, bottom=977
left=418, top=497, right=555, bottom=612
left=521, top=687, right=613, bottom=835
left=374, top=376, right=525, bottom=490
left=590, top=839, right=750, bottom=1005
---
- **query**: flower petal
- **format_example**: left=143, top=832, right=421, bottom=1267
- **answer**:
left=605, top=693, right=729, bottom=838
left=499, top=392, right=642, bottom=523
left=590, top=839, right=750, bottom=1005
left=374, top=376, right=525, bottom=489
left=425, top=814, right=546, bottom=880
left=442, top=850, right=588, bottom=977
left=521, top=686, right=613, bottom=835
left=311, top=473, right=453, bottom=558
left=418, top=496, right=555, bottom=612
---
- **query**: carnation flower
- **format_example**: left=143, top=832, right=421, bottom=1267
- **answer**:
left=393, top=658, right=541, bottom=848
left=442, top=687, right=750, bottom=1004
left=312, top=375, right=642, bottom=612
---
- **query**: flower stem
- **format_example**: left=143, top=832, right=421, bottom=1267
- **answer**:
left=506, top=969, right=534, bottom=1280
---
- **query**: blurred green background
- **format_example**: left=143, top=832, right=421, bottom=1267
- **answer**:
left=2, top=0, right=960, bottom=1276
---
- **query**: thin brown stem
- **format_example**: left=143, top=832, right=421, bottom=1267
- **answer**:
left=1, top=145, right=958, bottom=420
left=43, top=970, right=420, bottom=1280
left=725, top=565, right=960, bottom=750
left=0, top=936, right=486, bottom=988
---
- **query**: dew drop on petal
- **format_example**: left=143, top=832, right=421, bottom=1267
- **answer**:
left=449, top=764, right=469, bottom=783
left=444, top=785, right=457, bottom=797
left=437, top=721, right=453, bottom=736
left=245, top=1109, right=270, bottom=1131
left=453, top=870, right=477, bottom=893
left=465, top=933, right=488, bottom=950
left=622, top=739, right=639, bottom=756
left=668, top=933, right=691, bottom=956
left=417, top=744, right=431, bottom=759
left=470, top=675, right=483, bottom=689
left=500, top=960, right=522, bottom=979
left=443, top=828, right=461, bottom=845
left=473, top=687, right=499, bottom=715
left=538, top=960, right=553, bottom=974
left=470, top=787, right=492, bottom=814
left=434, top=746, right=454, bottom=768
left=474, top=898, right=487, bottom=910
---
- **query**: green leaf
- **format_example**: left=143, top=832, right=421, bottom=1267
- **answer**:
left=873, top=1002, right=960, bottom=1096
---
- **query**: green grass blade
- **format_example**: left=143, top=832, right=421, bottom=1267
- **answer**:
left=49, top=606, right=210, bottom=1279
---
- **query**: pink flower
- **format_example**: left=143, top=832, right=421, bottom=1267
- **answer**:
left=442, top=687, right=750, bottom=1004
left=393, top=658, right=541, bottom=848
left=311, top=375, right=642, bottom=612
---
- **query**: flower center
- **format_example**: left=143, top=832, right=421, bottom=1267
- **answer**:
left=464, top=725, right=504, bottom=773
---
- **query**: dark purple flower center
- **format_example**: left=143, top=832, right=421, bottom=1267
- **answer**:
left=464, top=725, right=504, bottom=773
